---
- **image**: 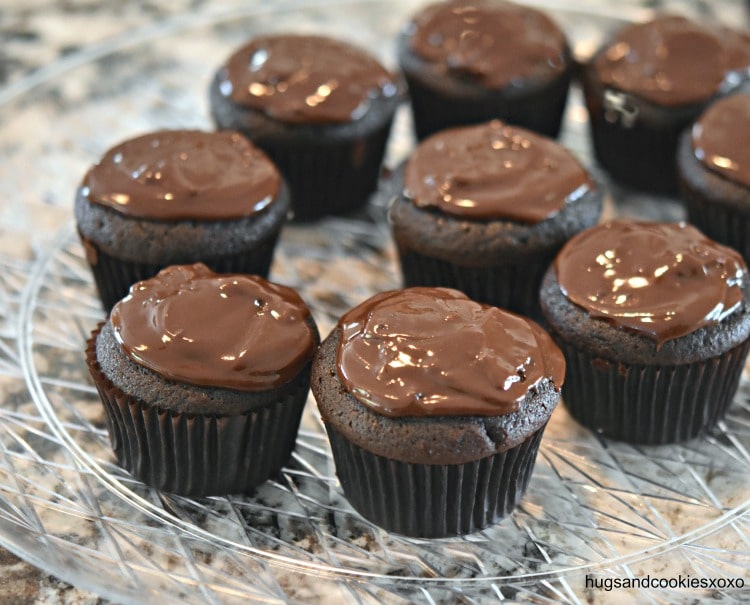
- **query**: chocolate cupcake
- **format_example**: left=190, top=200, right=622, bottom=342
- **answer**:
left=582, top=15, right=750, bottom=195
left=86, top=263, right=318, bottom=496
left=209, top=34, right=402, bottom=221
left=388, top=120, right=603, bottom=318
left=312, top=287, right=565, bottom=538
left=540, top=220, right=750, bottom=444
left=678, top=93, right=750, bottom=265
left=398, top=0, right=573, bottom=140
left=75, top=129, right=289, bottom=312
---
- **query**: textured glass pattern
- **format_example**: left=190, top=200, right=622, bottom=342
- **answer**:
left=0, top=1, right=748, bottom=602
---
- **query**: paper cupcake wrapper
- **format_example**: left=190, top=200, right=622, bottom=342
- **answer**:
left=81, top=227, right=282, bottom=312
left=587, top=114, right=683, bottom=195
left=683, top=189, right=750, bottom=267
left=557, top=337, right=750, bottom=444
left=395, top=246, right=554, bottom=320
left=582, top=76, right=701, bottom=195
left=255, top=121, right=393, bottom=222
left=85, top=327, right=309, bottom=496
left=404, top=67, right=571, bottom=141
left=326, top=424, right=546, bottom=538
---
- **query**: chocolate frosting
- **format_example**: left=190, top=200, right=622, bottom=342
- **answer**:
left=111, top=264, right=315, bottom=391
left=83, top=130, right=280, bottom=220
left=219, top=34, right=398, bottom=124
left=692, top=93, right=750, bottom=188
left=407, top=0, right=567, bottom=89
left=336, top=287, right=565, bottom=417
left=403, top=121, right=592, bottom=222
left=555, top=220, right=747, bottom=347
left=592, top=15, right=750, bottom=106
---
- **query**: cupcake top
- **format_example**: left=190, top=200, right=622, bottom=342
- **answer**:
left=406, top=0, right=568, bottom=89
left=111, top=264, right=316, bottom=391
left=336, top=287, right=565, bottom=417
left=217, top=34, right=399, bottom=124
left=403, top=120, right=592, bottom=222
left=591, top=15, right=750, bottom=106
left=691, top=93, right=750, bottom=188
left=555, top=220, right=747, bottom=347
left=82, top=130, right=281, bottom=220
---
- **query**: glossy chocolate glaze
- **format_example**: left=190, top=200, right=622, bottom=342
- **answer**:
left=403, top=121, right=592, bottom=222
left=692, top=93, right=750, bottom=188
left=407, top=0, right=567, bottom=89
left=592, top=15, right=750, bottom=106
left=556, top=221, right=747, bottom=347
left=336, top=287, right=565, bottom=417
left=111, top=264, right=315, bottom=391
left=83, top=130, right=280, bottom=220
left=219, top=34, right=398, bottom=124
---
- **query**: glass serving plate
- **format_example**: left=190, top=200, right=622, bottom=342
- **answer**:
left=0, top=1, right=749, bottom=602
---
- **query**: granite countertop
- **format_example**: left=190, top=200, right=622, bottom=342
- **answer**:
left=2, top=3, right=191, bottom=601
left=2, top=4, right=208, bottom=603
left=1, top=1, right=749, bottom=604
left=2, top=4, right=183, bottom=602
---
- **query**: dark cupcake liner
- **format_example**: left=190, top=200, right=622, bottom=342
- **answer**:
left=555, top=336, right=750, bottom=444
left=81, top=227, right=282, bottom=312
left=325, top=424, right=546, bottom=538
left=682, top=189, right=750, bottom=267
left=85, top=326, right=309, bottom=496
left=581, top=73, right=702, bottom=195
left=255, top=121, right=393, bottom=222
left=404, top=67, right=572, bottom=141
left=586, top=113, right=683, bottom=195
left=395, top=246, right=555, bottom=319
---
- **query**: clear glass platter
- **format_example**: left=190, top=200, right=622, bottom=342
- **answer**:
left=0, top=1, right=749, bottom=602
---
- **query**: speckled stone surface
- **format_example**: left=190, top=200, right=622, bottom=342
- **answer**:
left=1, top=3, right=189, bottom=601
left=0, top=550, right=102, bottom=605
left=2, top=4, right=208, bottom=603
left=1, top=1, right=750, bottom=604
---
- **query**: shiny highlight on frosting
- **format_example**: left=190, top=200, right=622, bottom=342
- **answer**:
left=83, top=130, right=280, bottom=220
left=219, top=34, right=398, bottom=124
left=555, top=221, right=746, bottom=347
left=404, top=121, right=592, bottom=222
left=592, top=15, right=750, bottom=106
left=692, top=93, right=750, bottom=188
left=408, top=0, right=567, bottom=89
left=336, top=287, right=565, bottom=417
left=111, top=264, right=315, bottom=391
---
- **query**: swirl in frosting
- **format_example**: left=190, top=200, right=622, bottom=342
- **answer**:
left=404, top=121, right=592, bottom=222
left=111, top=264, right=315, bottom=391
left=83, top=130, right=280, bottom=220
left=692, top=93, right=750, bottom=188
left=408, top=0, right=568, bottom=89
left=219, top=34, right=398, bottom=124
left=555, top=220, right=747, bottom=347
left=592, top=15, right=750, bottom=106
left=336, top=287, right=565, bottom=417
